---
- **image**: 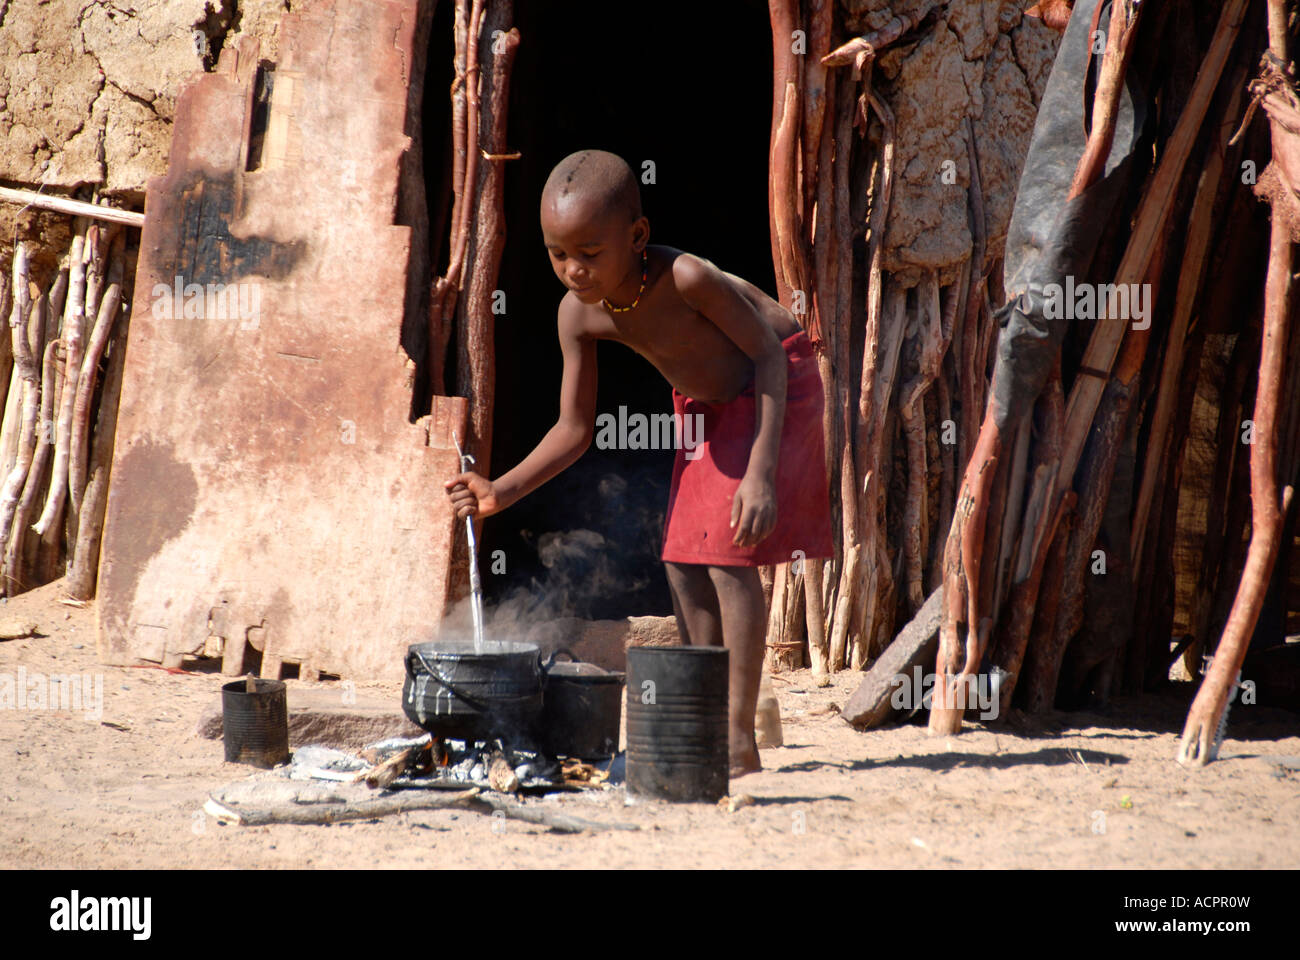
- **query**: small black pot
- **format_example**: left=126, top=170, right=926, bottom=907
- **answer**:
left=537, top=651, right=626, bottom=760
left=222, top=678, right=290, bottom=768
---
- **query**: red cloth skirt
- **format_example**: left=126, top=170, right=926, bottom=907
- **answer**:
left=661, top=330, right=834, bottom=567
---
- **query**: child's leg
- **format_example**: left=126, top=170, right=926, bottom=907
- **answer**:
left=664, top=561, right=722, bottom=647
left=707, top=564, right=765, bottom=776
left=663, top=561, right=765, bottom=776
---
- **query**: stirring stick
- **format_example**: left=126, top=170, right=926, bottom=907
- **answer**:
left=453, top=432, right=487, bottom=653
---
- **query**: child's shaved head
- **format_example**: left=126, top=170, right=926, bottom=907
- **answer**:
left=542, top=150, right=642, bottom=224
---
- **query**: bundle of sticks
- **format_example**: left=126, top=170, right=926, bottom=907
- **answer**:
left=765, top=0, right=1299, bottom=764
left=762, top=0, right=987, bottom=676
left=0, top=223, right=128, bottom=600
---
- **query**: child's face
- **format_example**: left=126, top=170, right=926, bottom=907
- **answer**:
left=541, top=197, right=646, bottom=305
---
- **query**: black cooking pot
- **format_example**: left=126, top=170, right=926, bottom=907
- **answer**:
left=402, top=640, right=544, bottom=742
left=537, top=650, right=626, bottom=760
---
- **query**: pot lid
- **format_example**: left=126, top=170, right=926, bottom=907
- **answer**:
left=547, top=661, right=625, bottom=682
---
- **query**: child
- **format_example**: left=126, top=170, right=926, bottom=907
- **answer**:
left=445, top=150, right=832, bottom=776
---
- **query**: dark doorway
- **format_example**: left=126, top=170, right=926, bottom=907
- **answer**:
left=476, top=1, right=774, bottom=619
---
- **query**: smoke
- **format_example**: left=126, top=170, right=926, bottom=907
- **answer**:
left=436, top=471, right=665, bottom=647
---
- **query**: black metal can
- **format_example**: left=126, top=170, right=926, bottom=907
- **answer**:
left=626, top=646, right=729, bottom=802
left=221, top=678, right=290, bottom=768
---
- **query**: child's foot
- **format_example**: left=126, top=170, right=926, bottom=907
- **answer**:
left=730, top=738, right=762, bottom=778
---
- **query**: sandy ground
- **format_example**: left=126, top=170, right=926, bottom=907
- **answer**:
left=2, top=578, right=1298, bottom=870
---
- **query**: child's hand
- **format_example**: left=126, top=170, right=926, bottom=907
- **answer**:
left=730, top=471, right=777, bottom=547
left=444, top=471, right=500, bottom=519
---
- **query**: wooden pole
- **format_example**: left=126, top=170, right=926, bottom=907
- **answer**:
left=0, top=187, right=143, bottom=228
left=457, top=6, right=517, bottom=472
left=1179, top=8, right=1296, bottom=761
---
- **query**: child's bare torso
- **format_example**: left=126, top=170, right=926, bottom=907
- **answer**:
left=566, top=245, right=800, bottom=405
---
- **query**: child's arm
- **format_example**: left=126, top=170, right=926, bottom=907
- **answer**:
left=674, top=255, right=788, bottom=548
left=445, top=297, right=597, bottom=519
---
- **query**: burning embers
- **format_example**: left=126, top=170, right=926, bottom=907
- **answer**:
left=354, top=735, right=565, bottom=793
left=290, top=734, right=619, bottom=795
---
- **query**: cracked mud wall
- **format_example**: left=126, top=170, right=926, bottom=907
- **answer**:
left=844, top=0, right=1060, bottom=287
left=0, top=0, right=298, bottom=272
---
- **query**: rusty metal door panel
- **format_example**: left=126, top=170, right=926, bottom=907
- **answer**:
left=96, top=1, right=462, bottom=683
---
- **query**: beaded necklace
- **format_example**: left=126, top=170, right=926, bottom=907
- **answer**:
left=603, top=249, right=649, bottom=313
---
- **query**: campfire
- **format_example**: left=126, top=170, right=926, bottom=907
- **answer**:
left=291, top=734, right=615, bottom=796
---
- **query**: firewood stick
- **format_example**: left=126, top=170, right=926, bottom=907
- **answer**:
left=1031, top=378, right=1134, bottom=712
left=959, top=116, right=988, bottom=483
left=0, top=380, right=17, bottom=495
left=1068, top=0, right=1143, bottom=199
left=468, top=793, right=639, bottom=833
left=69, top=255, right=123, bottom=515
left=819, top=1, right=941, bottom=68
left=457, top=11, right=518, bottom=470
left=804, top=557, right=828, bottom=676
left=359, top=747, right=414, bottom=789
left=67, top=314, right=127, bottom=600
left=1179, top=198, right=1292, bottom=764
left=994, top=488, right=1073, bottom=717
left=900, top=273, right=944, bottom=612
left=428, top=0, right=480, bottom=395
left=803, top=75, right=837, bottom=674
left=771, top=72, right=807, bottom=308
left=930, top=364, right=954, bottom=594
left=17, top=270, right=52, bottom=584
left=36, top=336, right=65, bottom=583
left=0, top=254, right=31, bottom=504
left=1180, top=11, right=1292, bottom=754
left=447, top=0, right=471, bottom=248
left=32, top=228, right=88, bottom=537
left=811, top=74, right=839, bottom=437
left=0, top=243, right=38, bottom=559
left=1188, top=321, right=1258, bottom=666
left=46, top=267, right=68, bottom=325
left=1059, top=0, right=1249, bottom=498
left=0, top=187, right=144, bottom=227
left=930, top=411, right=1002, bottom=733
left=827, top=74, right=858, bottom=670
left=1130, top=323, right=1206, bottom=692
left=447, top=0, right=485, bottom=299
left=782, top=563, right=806, bottom=668
left=487, top=752, right=519, bottom=795
left=1020, top=508, right=1074, bottom=714
left=0, top=275, right=10, bottom=418
left=849, top=85, right=899, bottom=663
left=768, top=0, right=802, bottom=308
left=1131, top=59, right=1240, bottom=574
left=901, top=396, right=928, bottom=614
left=204, top=787, right=480, bottom=826
left=993, top=415, right=1031, bottom=617
left=80, top=225, right=105, bottom=330
left=856, top=285, right=906, bottom=665
left=801, top=0, right=833, bottom=232
left=766, top=561, right=789, bottom=665
left=3, top=337, right=60, bottom=593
